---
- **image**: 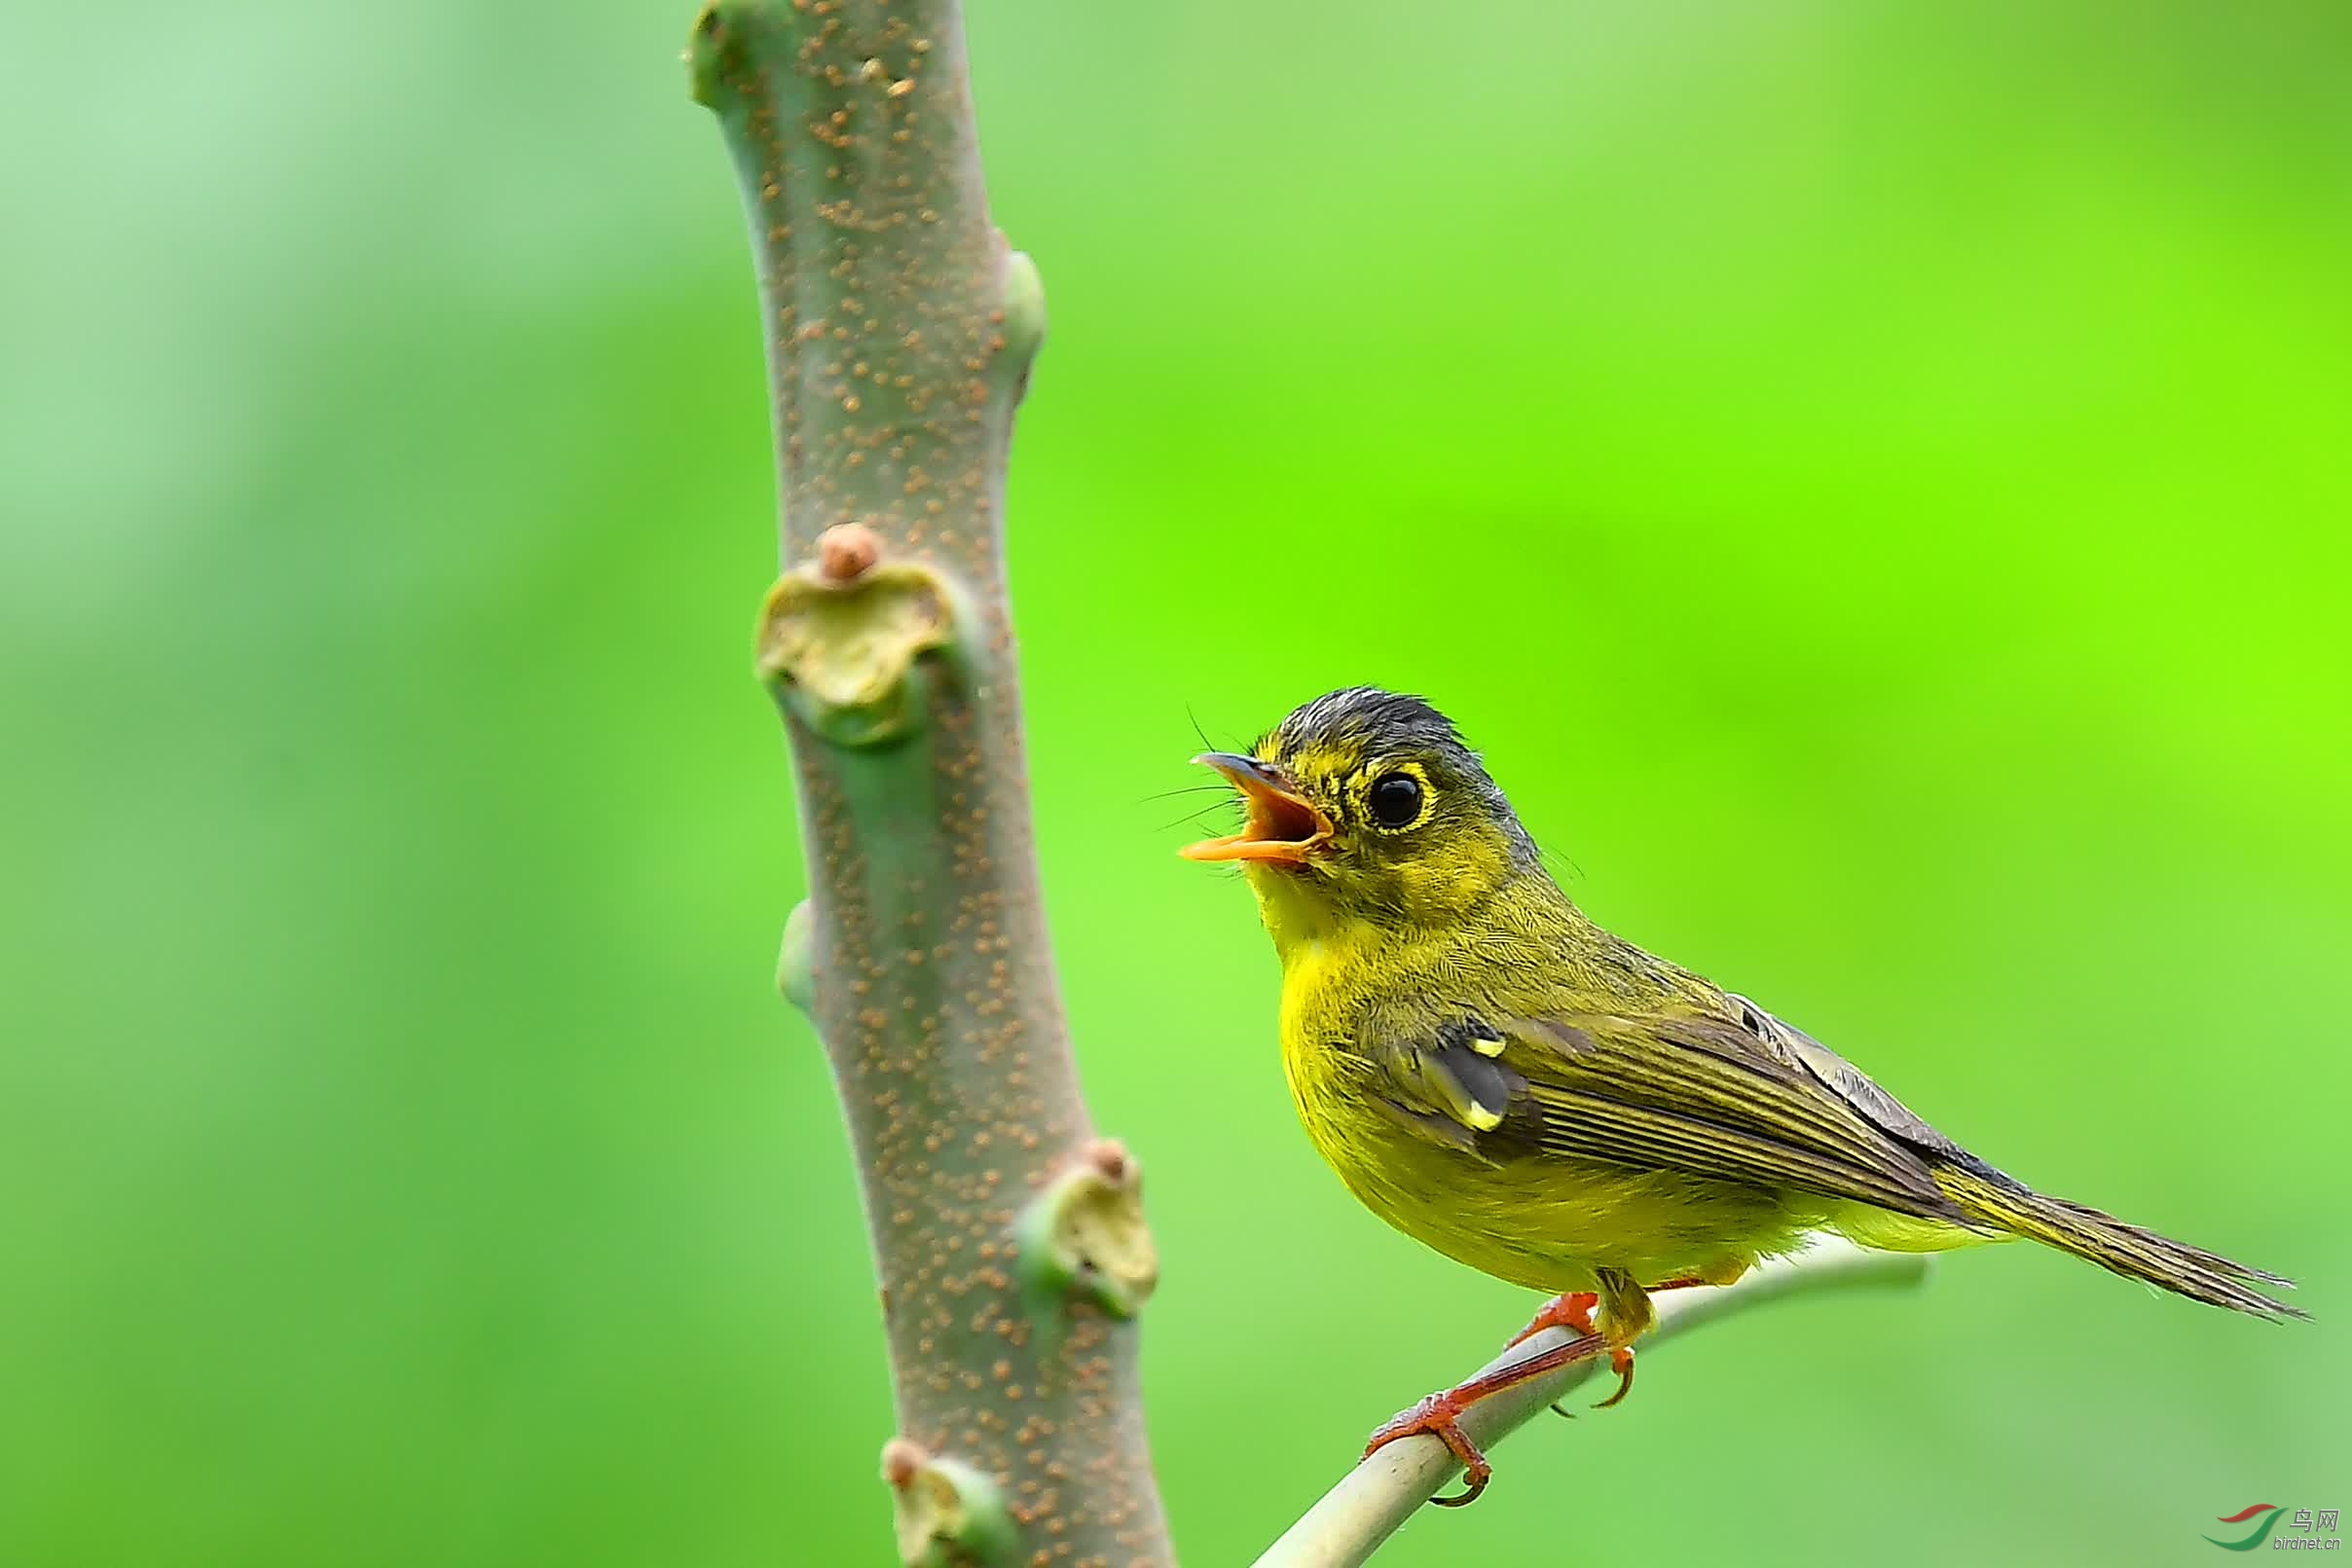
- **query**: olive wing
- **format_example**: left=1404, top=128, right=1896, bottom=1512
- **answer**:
left=1363, top=1003, right=1976, bottom=1223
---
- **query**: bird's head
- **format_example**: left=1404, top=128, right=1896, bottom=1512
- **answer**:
left=1183, top=687, right=1540, bottom=945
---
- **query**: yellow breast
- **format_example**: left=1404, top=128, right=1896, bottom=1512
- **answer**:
left=1273, top=931, right=1373, bottom=1160
left=1274, top=927, right=1567, bottom=1288
left=1270, top=920, right=1796, bottom=1295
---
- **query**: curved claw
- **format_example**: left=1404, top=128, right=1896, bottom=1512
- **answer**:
left=1362, top=1328, right=1610, bottom=1509
left=1591, top=1346, right=1635, bottom=1409
left=1363, top=1393, right=1494, bottom=1508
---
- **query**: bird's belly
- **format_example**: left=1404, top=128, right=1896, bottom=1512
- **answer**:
left=1290, top=1058, right=1804, bottom=1295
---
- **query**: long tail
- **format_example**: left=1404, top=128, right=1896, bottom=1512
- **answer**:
left=1936, top=1162, right=2305, bottom=1322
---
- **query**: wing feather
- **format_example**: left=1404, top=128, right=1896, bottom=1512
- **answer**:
left=1359, top=1001, right=1976, bottom=1224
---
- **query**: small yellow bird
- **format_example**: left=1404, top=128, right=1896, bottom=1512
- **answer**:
left=1184, top=687, right=2298, bottom=1504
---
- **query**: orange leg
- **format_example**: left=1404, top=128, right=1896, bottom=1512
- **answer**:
left=1500, top=1292, right=1630, bottom=1416
left=1360, top=1328, right=1609, bottom=1507
left=1525, top=1270, right=1744, bottom=1413
left=1503, top=1291, right=1597, bottom=1349
left=1366, top=1268, right=1749, bottom=1507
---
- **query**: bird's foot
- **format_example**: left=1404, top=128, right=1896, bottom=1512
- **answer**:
left=1571, top=1263, right=1742, bottom=1409
left=1576, top=1265, right=1661, bottom=1412
left=1504, top=1293, right=1612, bottom=1418
left=1363, top=1391, right=1491, bottom=1507
left=1505, top=1292, right=1635, bottom=1411
left=1592, top=1345, right=1635, bottom=1409
left=1361, top=1328, right=1608, bottom=1506
left=1504, top=1291, right=1598, bottom=1349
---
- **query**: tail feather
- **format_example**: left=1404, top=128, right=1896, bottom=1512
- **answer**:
left=1936, top=1163, right=2305, bottom=1322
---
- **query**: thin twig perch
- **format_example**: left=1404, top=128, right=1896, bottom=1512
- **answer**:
left=1253, top=1241, right=1933, bottom=1568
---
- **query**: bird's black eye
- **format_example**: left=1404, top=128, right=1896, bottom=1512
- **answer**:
left=1367, top=772, right=1423, bottom=829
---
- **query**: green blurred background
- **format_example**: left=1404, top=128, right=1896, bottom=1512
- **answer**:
left=5, top=0, right=2347, bottom=1562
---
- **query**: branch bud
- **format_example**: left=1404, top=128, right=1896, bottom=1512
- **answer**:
left=1016, top=1137, right=1159, bottom=1320
left=881, top=1438, right=1014, bottom=1567
left=755, top=549, right=962, bottom=748
left=776, top=899, right=816, bottom=1014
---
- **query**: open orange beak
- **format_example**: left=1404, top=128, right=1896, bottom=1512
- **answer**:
left=1179, top=752, right=1334, bottom=864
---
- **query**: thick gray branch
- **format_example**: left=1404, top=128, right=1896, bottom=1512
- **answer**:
left=691, top=2, right=1171, bottom=1562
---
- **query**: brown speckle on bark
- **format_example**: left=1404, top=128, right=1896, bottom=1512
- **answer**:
left=695, top=0, right=1167, bottom=1559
